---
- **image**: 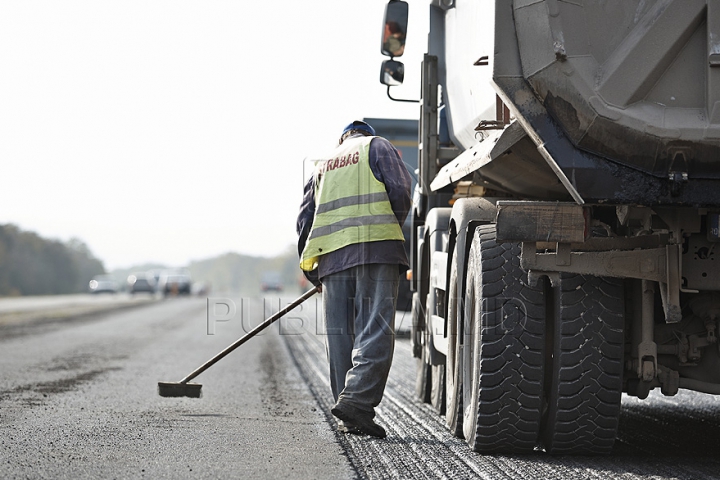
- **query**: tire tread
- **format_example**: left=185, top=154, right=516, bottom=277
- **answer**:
left=543, top=274, right=624, bottom=455
left=466, top=225, right=546, bottom=453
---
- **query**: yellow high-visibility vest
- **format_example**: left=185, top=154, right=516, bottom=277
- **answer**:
left=300, top=136, right=404, bottom=271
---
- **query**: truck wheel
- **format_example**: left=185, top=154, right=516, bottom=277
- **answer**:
left=424, top=287, right=446, bottom=414
left=415, top=348, right=432, bottom=404
left=542, top=274, right=624, bottom=455
left=445, top=244, right=463, bottom=437
left=410, top=292, right=424, bottom=359
left=413, top=292, right=432, bottom=403
left=431, top=361, right=446, bottom=415
left=462, top=225, right=547, bottom=453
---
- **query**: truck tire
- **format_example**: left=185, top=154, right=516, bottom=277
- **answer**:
left=445, top=244, right=463, bottom=437
left=462, top=225, right=547, bottom=453
left=431, top=361, right=446, bottom=415
left=542, top=274, right=625, bottom=455
left=415, top=352, right=432, bottom=404
left=411, top=292, right=424, bottom=359
left=413, top=292, right=432, bottom=403
left=425, top=287, right=446, bottom=414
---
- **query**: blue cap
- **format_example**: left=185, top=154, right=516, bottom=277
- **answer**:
left=341, top=120, right=375, bottom=137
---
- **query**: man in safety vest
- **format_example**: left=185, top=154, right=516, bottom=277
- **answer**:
left=297, top=120, right=412, bottom=438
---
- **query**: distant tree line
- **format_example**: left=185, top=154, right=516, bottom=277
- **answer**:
left=187, top=247, right=303, bottom=295
left=0, top=224, right=105, bottom=296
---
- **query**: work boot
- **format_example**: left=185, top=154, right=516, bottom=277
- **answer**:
left=331, top=405, right=386, bottom=439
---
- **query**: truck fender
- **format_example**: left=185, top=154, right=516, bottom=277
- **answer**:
left=442, top=197, right=500, bottom=338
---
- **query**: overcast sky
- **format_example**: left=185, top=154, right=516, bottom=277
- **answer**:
left=0, top=1, right=427, bottom=270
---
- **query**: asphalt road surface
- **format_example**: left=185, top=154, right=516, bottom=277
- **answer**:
left=2, top=294, right=720, bottom=479
left=0, top=294, right=353, bottom=479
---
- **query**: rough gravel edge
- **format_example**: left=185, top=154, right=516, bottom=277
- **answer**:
left=0, top=299, right=160, bottom=339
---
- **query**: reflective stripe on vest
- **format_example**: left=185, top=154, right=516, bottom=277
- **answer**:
left=300, top=136, right=404, bottom=271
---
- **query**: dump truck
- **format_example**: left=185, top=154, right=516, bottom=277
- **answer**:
left=378, top=0, right=720, bottom=455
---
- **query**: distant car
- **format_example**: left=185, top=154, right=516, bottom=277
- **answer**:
left=147, top=269, right=164, bottom=287
left=191, top=281, right=210, bottom=296
left=261, top=272, right=283, bottom=292
left=157, top=274, right=192, bottom=296
left=89, top=275, right=118, bottom=294
left=127, top=273, right=155, bottom=294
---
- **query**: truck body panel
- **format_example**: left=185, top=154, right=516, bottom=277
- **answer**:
left=492, top=0, right=720, bottom=204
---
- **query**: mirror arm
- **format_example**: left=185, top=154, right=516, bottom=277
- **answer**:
left=386, top=85, right=419, bottom=103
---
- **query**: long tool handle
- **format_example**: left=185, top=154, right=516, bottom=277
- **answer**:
left=179, top=286, right=320, bottom=384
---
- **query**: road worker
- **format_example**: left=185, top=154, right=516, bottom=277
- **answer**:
left=297, top=120, right=412, bottom=438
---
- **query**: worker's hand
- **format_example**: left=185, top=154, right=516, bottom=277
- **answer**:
left=317, top=285, right=322, bottom=293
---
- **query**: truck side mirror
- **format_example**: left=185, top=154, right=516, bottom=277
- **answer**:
left=380, top=60, right=405, bottom=86
left=381, top=0, right=408, bottom=58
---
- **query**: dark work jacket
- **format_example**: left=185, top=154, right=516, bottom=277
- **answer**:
left=297, top=134, right=412, bottom=284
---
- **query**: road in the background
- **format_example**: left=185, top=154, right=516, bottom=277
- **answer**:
left=0, top=293, right=157, bottom=327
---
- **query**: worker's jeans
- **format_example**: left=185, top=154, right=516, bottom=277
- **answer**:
left=322, top=263, right=398, bottom=418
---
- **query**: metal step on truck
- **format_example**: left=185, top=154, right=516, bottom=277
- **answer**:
left=378, top=0, right=720, bottom=455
